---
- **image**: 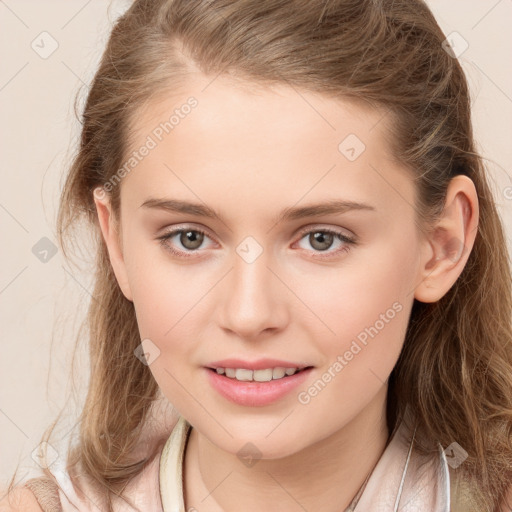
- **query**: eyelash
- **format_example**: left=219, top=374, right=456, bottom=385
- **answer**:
left=156, top=225, right=357, bottom=260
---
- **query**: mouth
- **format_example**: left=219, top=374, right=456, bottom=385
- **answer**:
left=206, top=365, right=314, bottom=382
left=204, top=365, right=315, bottom=407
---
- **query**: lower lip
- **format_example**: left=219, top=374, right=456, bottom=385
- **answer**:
left=204, top=367, right=314, bottom=407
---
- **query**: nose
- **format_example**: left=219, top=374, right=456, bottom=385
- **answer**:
left=218, top=247, right=289, bottom=340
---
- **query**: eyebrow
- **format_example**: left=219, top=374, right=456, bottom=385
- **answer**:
left=139, top=197, right=376, bottom=224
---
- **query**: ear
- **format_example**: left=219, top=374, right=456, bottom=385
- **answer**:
left=414, top=175, right=479, bottom=303
left=93, top=187, right=133, bottom=302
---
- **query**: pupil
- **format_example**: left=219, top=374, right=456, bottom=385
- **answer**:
left=182, top=230, right=203, bottom=249
left=311, top=231, right=333, bottom=251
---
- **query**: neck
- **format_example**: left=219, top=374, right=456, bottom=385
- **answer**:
left=183, top=385, right=390, bottom=512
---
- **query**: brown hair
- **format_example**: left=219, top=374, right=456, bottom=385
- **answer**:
left=6, top=0, right=512, bottom=510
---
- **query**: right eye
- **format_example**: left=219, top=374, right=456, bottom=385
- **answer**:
left=156, top=226, right=216, bottom=258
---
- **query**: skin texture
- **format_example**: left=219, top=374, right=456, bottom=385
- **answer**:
left=94, top=74, right=479, bottom=512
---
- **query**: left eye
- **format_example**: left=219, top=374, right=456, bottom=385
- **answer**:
left=294, top=228, right=356, bottom=256
left=156, top=226, right=356, bottom=258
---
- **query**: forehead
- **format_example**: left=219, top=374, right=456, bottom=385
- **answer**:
left=120, top=74, right=414, bottom=222
left=130, top=74, right=389, bottom=150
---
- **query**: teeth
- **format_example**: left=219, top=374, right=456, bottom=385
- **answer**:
left=273, top=367, right=286, bottom=379
left=214, top=366, right=303, bottom=382
left=236, top=368, right=254, bottom=381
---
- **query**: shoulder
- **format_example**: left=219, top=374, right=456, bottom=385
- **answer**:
left=450, top=468, right=512, bottom=511
left=0, top=486, right=44, bottom=512
left=0, top=476, right=63, bottom=512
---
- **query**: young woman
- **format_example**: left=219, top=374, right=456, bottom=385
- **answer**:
left=3, top=0, right=512, bottom=511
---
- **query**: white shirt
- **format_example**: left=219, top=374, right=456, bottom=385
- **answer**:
left=40, top=410, right=451, bottom=511
left=159, top=414, right=451, bottom=512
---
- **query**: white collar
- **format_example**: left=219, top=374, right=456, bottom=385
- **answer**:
left=159, top=415, right=450, bottom=512
left=159, top=414, right=190, bottom=512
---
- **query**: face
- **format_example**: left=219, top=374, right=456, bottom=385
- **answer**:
left=100, top=74, right=427, bottom=458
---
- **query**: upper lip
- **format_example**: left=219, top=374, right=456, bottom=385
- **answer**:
left=205, top=358, right=313, bottom=370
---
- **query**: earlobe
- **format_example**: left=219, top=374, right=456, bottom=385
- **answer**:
left=414, top=175, right=479, bottom=303
left=93, top=187, right=133, bottom=302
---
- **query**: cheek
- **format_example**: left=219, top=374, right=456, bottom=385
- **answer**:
left=302, top=233, right=419, bottom=372
left=125, top=247, right=208, bottom=410
left=292, top=243, right=416, bottom=436
left=123, top=236, right=206, bottom=338
left=123, top=242, right=221, bottom=409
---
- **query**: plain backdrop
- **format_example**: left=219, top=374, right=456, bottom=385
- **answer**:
left=1, top=0, right=511, bottom=486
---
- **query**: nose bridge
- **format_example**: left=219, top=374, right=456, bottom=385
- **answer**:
left=219, top=238, right=285, bottom=337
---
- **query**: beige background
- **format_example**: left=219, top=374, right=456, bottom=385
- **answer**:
left=1, top=0, right=511, bottom=487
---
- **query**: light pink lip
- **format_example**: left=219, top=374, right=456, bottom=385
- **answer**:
left=205, top=358, right=313, bottom=370
left=204, top=366, right=314, bottom=407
